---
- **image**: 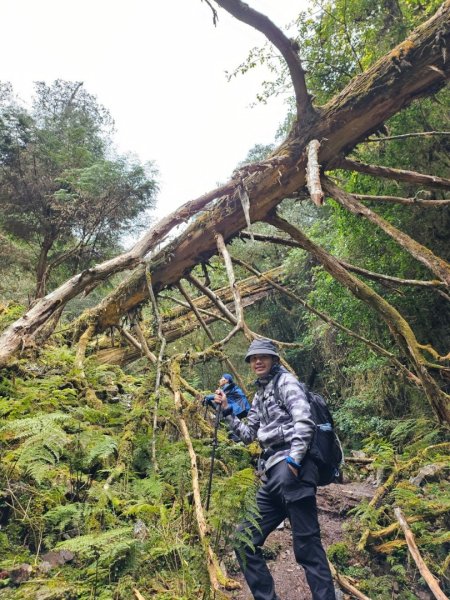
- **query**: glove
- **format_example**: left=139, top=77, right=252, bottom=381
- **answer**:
left=202, top=395, right=215, bottom=408
left=285, top=456, right=302, bottom=469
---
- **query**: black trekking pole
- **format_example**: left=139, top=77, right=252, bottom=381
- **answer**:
left=205, top=404, right=222, bottom=511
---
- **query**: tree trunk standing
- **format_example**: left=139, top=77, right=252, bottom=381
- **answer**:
left=0, top=1, right=449, bottom=373
left=34, top=235, right=54, bottom=299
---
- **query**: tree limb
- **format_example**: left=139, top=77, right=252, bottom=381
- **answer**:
left=338, top=158, right=450, bottom=190
left=177, top=281, right=248, bottom=393
left=394, top=507, right=448, bottom=600
left=322, top=177, right=450, bottom=287
left=214, top=0, right=313, bottom=118
left=238, top=230, right=450, bottom=295
left=354, top=194, right=450, bottom=207
left=365, top=131, right=450, bottom=142
left=306, top=139, right=324, bottom=206
left=231, top=256, right=421, bottom=386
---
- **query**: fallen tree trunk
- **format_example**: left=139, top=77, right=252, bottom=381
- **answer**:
left=94, top=268, right=282, bottom=365
left=1, top=1, right=449, bottom=367
left=73, top=1, right=450, bottom=334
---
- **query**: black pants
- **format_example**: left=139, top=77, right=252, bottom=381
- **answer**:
left=235, top=460, right=335, bottom=600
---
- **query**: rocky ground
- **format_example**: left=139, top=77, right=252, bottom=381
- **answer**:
left=230, top=481, right=375, bottom=600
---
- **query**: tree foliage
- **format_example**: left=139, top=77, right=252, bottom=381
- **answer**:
left=0, top=80, right=158, bottom=298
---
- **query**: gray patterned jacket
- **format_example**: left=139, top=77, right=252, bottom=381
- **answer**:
left=225, top=368, right=315, bottom=471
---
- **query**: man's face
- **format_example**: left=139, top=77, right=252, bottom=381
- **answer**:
left=219, top=377, right=228, bottom=387
left=249, top=354, right=275, bottom=378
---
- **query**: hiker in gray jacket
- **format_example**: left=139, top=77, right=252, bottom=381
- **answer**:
left=214, top=338, right=335, bottom=600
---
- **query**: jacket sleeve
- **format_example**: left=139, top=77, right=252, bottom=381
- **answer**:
left=224, top=395, right=260, bottom=444
left=279, top=374, right=315, bottom=464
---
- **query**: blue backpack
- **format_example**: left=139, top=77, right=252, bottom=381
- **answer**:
left=272, top=372, right=344, bottom=486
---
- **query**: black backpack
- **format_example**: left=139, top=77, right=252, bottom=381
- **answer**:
left=272, top=373, right=344, bottom=486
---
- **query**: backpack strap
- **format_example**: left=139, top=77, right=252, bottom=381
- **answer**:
left=272, top=371, right=309, bottom=413
left=271, top=371, right=284, bottom=408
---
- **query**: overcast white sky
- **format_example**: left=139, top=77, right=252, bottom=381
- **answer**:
left=2, top=1, right=302, bottom=224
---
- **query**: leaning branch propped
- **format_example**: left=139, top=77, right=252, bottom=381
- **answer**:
left=353, top=194, right=450, bottom=207
left=231, top=256, right=421, bottom=386
left=238, top=230, right=449, bottom=296
left=214, top=0, right=313, bottom=118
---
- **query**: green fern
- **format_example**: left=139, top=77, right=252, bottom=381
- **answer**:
left=56, top=525, right=134, bottom=557
left=0, top=411, right=69, bottom=440
left=1, top=412, right=71, bottom=483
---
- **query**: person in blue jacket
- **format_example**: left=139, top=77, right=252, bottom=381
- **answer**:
left=203, top=373, right=250, bottom=419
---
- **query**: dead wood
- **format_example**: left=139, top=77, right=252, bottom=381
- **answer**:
left=214, top=0, right=312, bottom=118
left=354, top=194, right=450, bottom=206
left=306, top=139, right=324, bottom=206
left=94, top=271, right=280, bottom=366
left=393, top=507, right=448, bottom=600
left=328, top=561, right=372, bottom=600
left=322, top=177, right=450, bottom=286
left=1, top=1, right=450, bottom=368
left=266, top=213, right=450, bottom=425
left=177, top=281, right=247, bottom=393
left=238, top=230, right=448, bottom=293
left=339, top=158, right=450, bottom=190
left=169, top=363, right=240, bottom=595
left=231, top=256, right=421, bottom=385
left=358, top=442, right=450, bottom=550
left=365, top=131, right=450, bottom=142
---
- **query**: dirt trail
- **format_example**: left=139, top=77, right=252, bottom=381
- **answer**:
left=231, top=481, right=374, bottom=600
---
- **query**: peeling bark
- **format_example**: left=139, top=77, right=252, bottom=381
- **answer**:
left=306, top=140, right=324, bottom=206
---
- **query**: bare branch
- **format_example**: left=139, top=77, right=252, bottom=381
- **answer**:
left=266, top=212, right=450, bottom=425
left=338, top=158, right=450, bottom=190
left=394, top=507, right=448, bottom=600
left=239, top=230, right=450, bottom=295
left=354, top=194, right=450, bottom=206
left=158, top=293, right=230, bottom=324
left=214, top=0, right=313, bottom=118
left=365, top=131, right=450, bottom=142
left=231, top=256, right=421, bottom=386
left=186, top=274, right=238, bottom=326
left=306, top=139, right=324, bottom=206
left=201, top=0, right=219, bottom=25
left=177, top=281, right=248, bottom=392
left=322, top=177, right=450, bottom=287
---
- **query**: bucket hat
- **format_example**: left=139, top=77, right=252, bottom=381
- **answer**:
left=245, top=338, right=280, bottom=363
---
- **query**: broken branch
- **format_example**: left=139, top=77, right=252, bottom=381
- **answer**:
left=306, top=139, right=324, bottom=206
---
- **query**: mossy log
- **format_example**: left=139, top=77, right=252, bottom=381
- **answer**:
left=94, top=268, right=282, bottom=365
